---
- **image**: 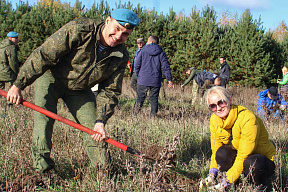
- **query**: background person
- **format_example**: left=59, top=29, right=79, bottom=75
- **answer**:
left=6, top=9, right=139, bottom=173
left=0, top=31, right=20, bottom=93
left=133, top=35, right=174, bottom=118
left=257, top=86, right=288, bottom=120
left=203, top=86, right=276, bottom=191
left=219, top=56, right=230, bottom=87
left=181, top=67, right=221, bottom=103
left=129, top=37, right=145, bottom=93
left=278, top=66, right=288, bottom=100
left=180, top=67, right=203, bottom=88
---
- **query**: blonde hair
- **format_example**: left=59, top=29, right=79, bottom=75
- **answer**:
left=203, top=86, right=231, bottom=107
left=282, top=66, right=288, bottom=75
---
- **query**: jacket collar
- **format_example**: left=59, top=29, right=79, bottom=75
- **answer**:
left=212, top=105, right=247, bottom=129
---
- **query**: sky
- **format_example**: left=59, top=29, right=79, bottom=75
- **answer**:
left=9, top=0, right=287, bottom=32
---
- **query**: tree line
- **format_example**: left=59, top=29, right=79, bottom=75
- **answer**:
left=1, top=0, right=288, bottom=87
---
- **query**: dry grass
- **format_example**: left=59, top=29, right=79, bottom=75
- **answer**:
left=0, top=78, right=287, bottom=191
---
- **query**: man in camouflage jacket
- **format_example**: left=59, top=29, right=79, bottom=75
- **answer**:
left=7, top=9, right=139, bottom=173
left=0, top=31, right=19, bottom=90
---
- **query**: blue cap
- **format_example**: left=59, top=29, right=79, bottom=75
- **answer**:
left=7, top=31, right=19, bottom=38
left=111, top=9, right=139, bottom=29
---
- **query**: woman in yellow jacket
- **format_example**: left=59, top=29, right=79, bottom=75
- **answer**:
left=203, top=86, right=276, bottom=190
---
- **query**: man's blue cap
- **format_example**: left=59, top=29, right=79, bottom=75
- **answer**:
left=7, top=31, right=19, bottom=38
left=111, top=9, right=139, bottom=29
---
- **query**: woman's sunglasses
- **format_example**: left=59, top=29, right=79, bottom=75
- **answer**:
left=209, top=99, right=227, bottom=112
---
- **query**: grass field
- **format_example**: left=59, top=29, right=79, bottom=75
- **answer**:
left=0, top=78, right=287, bottom=191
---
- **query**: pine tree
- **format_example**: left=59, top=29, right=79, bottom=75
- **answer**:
left=229, top=9, right=271, bottom=86
left=0, top=0, right=16, bottom=38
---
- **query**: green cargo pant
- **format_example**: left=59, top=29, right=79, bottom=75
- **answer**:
left=159, top=79, right=166, bottom=101
left=32, top=72, right=107, bottom=173
left=191, top=80, right=199, bottom=105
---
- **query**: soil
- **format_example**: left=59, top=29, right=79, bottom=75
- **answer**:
left=0, top=146, right=197, bottom=191
left=0, top=172, right=66, bottom=191
left=142, top=145, right=164, bottom=160
left=164, top=171, right=199, bottom=191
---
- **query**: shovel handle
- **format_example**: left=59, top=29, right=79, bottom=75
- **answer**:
left=0, top=89, right=141, bottom=156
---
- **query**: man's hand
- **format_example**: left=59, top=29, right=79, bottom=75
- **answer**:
left=91, top=122, right=107, bottom=142
left=7, top=85, right=22, bottom=105
left=167, top=81, right=174, bottom=88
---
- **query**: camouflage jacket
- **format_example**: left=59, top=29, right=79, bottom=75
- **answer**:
left=14, top=18, right=129, bottom=123
left=0, top=38, right=19, bottom=81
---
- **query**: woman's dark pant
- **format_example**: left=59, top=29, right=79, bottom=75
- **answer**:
left=215, top=145, right=275, bottom=186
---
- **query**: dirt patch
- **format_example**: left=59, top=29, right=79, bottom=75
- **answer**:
left=142, top=145, right=177, bottom=167
left=143, top=145, right=164, bottom=160
left=164, top=171, right=199, bottom=191
left=0, top=172, right=66, bottom=191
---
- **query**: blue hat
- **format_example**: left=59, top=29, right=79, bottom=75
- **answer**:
left=7, top=31, right=19, bottom=38
left=111, top=9, right=139, bottom=29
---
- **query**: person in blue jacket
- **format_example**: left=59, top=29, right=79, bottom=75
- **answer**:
left=133, top=35, right=174, bottom=118
left=257, top=86, right=288, bottom=120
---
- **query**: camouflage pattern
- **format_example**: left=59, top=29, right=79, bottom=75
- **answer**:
left=182, top=67, right=202, bottom=86
left=0, top=38, right=19, bottom=86
left=199, top=79, right=214, bottom=97
left=159, top=79, right=166, bottom=101
left=0, top=81, right=13, bottom=91
left=14, top=17, right=129, bottom=123
left=190, top=80, right=198, bottom=104
left=191, top=79, right=213, bottom=104
left=32, top=73, right=109, bottom=172
left=13, top=18, right=129, bottom=172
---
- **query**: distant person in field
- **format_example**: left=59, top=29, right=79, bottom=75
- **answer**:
left=6, top=9, right=139, bottom=174
left=201, top=86, right=275, bottom=191
left=257, top=86, right=288, bottom=120
left=0, top=31, right=19, bottom=94
left=219, top=57, right=230, bottom=87
left=129, top=37, right=145, bottom=93
left=133, top=35, right=174, bottom=118
left=278, top=66, right=288, bottom=100
left=181, top=67, right=221, bottom=103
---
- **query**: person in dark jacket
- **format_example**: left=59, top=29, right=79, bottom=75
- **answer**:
left=129, top=37, right=145, bottom=92
left=219, top=57, right=230, bottom=87
left=0, top=31, right=19, bottom=91
left=194, top=71, right=221, bottom=97
left=181, top=67, right=221, bottom=101
left=7, top=9, right=139, bottom=173
left=133, top=35, right=174, bottom=118
left=257, top=86, right=288, bottom=120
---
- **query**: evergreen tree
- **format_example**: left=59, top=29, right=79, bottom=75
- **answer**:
left=0, top=0, right=286, bottom=86
left=263, top=32, right=284, bottom=84
left=229, top=9, right=271, bottom=86
left=0, top=0, right=15, bottom=38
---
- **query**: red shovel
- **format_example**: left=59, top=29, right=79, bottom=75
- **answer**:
left=0, top=89, right=141, bottom=156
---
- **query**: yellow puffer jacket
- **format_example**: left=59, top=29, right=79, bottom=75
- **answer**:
left=209, top=105, right=276, bottom=183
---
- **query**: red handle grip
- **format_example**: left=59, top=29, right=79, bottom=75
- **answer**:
left=0, top=89, right=140, bottom=156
